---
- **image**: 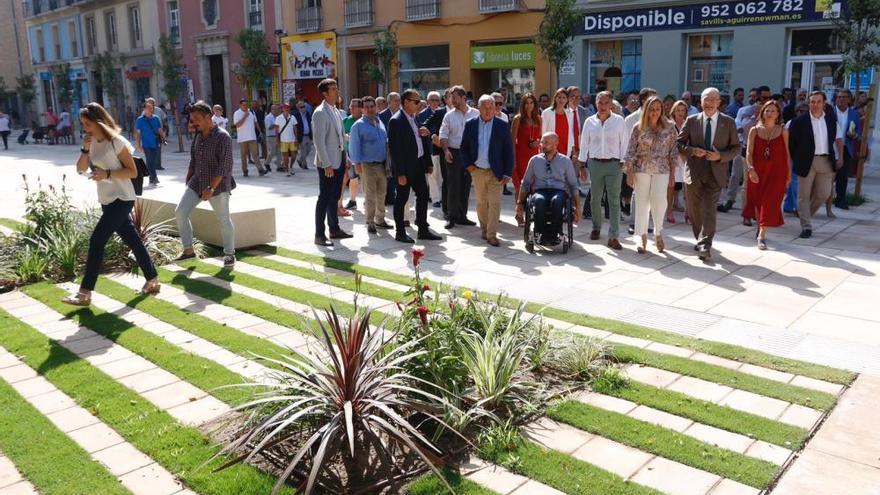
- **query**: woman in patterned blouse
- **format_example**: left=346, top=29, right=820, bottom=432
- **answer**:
left=624, top=96, right=679, bottom=254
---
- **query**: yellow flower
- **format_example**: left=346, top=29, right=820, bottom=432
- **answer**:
left=462, top=290, right=473, bottom=301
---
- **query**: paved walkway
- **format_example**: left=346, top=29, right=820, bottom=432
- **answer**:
left=1, top=141, right=879, bottom=374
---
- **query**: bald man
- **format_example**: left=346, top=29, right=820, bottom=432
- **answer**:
left=518, top=132, right=580, bottom=245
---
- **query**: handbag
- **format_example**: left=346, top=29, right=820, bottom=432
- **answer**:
left=110, top=138, right=149, bottom=196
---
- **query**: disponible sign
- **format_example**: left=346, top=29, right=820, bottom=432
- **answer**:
left=577, top=0, right=843, bottom=35
left=470, top=44, right=536, bottom=69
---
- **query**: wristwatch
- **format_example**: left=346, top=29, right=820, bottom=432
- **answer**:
left=80, top=147, right=89, bottom=154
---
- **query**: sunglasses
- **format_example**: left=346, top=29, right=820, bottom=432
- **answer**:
left=406, top=98, right=421, bottom=104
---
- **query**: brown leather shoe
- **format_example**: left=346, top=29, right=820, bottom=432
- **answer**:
left=590, top=230, right=600, bottom=240
left=487, top=237, right=500, bottom=247
left=607, top=238, right=622, bottom=250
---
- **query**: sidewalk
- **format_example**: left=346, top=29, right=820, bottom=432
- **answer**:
left=1, top=141, right=879, bottom=374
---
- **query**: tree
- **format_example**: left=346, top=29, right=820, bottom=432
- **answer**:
left=834, top=0, right=880, bottom=197
left=93, top=52, right=123, bottom=123
left=365, top=30, right=397, bottom=94
left=51, top=63, right=76, bottom=142
left=535, top=0, right=581, bottom=91
left=16, top=74, right=36, bottom=125
left=157, top=34, right=186, bottom=152
left=234, top=29, right=274, bottom=99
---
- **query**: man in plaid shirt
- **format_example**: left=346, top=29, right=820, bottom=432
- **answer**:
left=174, top=100, right=238, bottom=269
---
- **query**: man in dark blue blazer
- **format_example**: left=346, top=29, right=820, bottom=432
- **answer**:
left=294, top=99, right=313, bottom=170
left=832, top=89, right=862, bottom=210
left=387, top=89, right=442, bottom=243
left=380, top=92, right=401, bottom=206
left=788, top=91, right=842, bottom=239
left=461, top=94, right=514, bottom=246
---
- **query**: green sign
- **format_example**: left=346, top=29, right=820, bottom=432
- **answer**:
left=470, top=44, right=536, bottom=69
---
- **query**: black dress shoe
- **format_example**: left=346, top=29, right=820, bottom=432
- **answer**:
left=717, top=200, right=733, bottom=213
left=395, top=233, right=415, bottom=243
left=837, top=202, right=850, bottom=210
left=315, top=235, right=333, bottom=246
left=375, top=222, right=393, bottom=229
left=502, top=187, right=512, bottom=196
left=156, top=166, right=166, bottom=170
left=433, top=201, right=442, bottom=208
left=367, top=224, right=377, bottom=234
left=621, top=203, right=631, bottom=216
left=329, top=230, right=353, bottom=239
left=627, top=225, right=635, bottom=235
left=458, top=218, right=477, bottom=226
left=445, top=221, right=456, bottom=229
left=799, top=229, right=812, bottom=239
left=693, top=244, right=700, bottom=251
left=418, top=229, right=442, bottom=240
left=698, top=249, right=711, bottom=261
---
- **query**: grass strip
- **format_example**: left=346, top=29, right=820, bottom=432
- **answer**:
left=548, top=400, right=778, bottom=488
left=0, top=309, right=287, bottom=494
left=174, top=260, right=389, bottom=326
left=259, top=246, right=855, bottom=385
left=613, top=344, right=836, bottom=411
left=95, top=277, right=298, bottom=370
left=22, top=282, right=252, bottom=405
left=481, top=440, right=663, bottom=495
left=0, top=218, right=26, bottom=232
left=0, top=375, right=130, bottom=495
left=406, top=470, right=500, bottom=495
left=595, top=381, right=808, bottom=449
left=157, top=267, right=322, bottom=337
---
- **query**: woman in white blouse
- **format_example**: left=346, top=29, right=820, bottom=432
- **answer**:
left=541, top=88, right=577, bottom=159
left=211, top=105, right=228, bottom=130
left=62, top=102, right=160, bottom=306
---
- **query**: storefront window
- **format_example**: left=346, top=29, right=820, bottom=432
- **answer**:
left=399, top=45, right=450, bottom=94
left=589, top=39, right=641, bottom=95
left=790, top=29, right=844, bottom=56
left=687, top=33, right=733, bottom=95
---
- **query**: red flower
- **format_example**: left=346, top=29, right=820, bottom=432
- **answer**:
left=411, top=247, right=425, bottom=267
left=417, top=305, right=430, bottom=325
left=422, top=283, right=431, bottom=292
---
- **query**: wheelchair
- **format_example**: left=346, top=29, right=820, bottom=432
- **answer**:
left=523, top=190, right=574, bottom=254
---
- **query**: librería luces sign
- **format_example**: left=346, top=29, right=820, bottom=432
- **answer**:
left=470, top=44, right=536, bottom=69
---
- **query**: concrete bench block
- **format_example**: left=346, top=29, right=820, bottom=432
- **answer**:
left=138, top=198, right=275, bottom=250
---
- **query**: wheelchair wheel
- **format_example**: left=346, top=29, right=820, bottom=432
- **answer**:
left=524, top=200, right=535, bottom=253
left=563, top=196, right=574, bottom=254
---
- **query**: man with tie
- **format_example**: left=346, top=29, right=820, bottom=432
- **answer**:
left=311, top=78, right=352, bottom=246
left=461, top=94, right=514, bottom=246
left=387, top=89, right=443, bottom=243
left=677, top=87, right=741, bottom=260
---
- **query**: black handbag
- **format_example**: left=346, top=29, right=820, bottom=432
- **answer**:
left=110, top=138, right=149, bottom=196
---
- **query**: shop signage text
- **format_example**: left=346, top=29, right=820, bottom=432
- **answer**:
left=281, top=32, right=337, bottom=80
left=576, top=0, right=842, bottom=35
left=470, top=44, right=536, bottom=69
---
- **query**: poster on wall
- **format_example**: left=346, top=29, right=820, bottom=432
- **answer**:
left=281, top=32, right=337, bottom=80
left=282, top=82, right=296, bottom=104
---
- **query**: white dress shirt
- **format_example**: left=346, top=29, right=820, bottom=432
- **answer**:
left=439, top=106, right=479, bottom=148
left=702, top=112, right=719, bottom=148
left=578, top=113, right=627, bottom=162
left=811, top=113, right=831, bottom=155
left=834, top=107, right=849, bottom=141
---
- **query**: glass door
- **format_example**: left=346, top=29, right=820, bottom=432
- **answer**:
left=787, top=57, right=843, bottom=98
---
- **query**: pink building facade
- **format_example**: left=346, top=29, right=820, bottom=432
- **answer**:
left=156, top=0, right=281, bottom=114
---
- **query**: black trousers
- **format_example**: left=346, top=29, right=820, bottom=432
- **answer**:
left=446, top=148, right=471, bottom=222
left=315, top=165, right=345, bottom=236
left=834, top=148, right=852, bottom=205
left=385, top=176, right=397, bottom=205
left=533, top=189, right=567, bottom=238
left=0, top=131, right=9, bottom=150
left=82, top=199, right=157, bottom=291
left=394, top=170, right=429, bottom=233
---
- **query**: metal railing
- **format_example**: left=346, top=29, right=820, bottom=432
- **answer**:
left=24, top=0, right=87, bottom=18
left=344, top=0, right=373, bottom=28
left=478, top=0, right=518, bottom=13
left=406, top=0, right=439, bottom=21
left=296, top=5, right=321, bottom=33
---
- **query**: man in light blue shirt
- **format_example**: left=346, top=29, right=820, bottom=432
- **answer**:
left=349, top=96, right=391, bottom=233
left=475, top=117, right=493, bottom=169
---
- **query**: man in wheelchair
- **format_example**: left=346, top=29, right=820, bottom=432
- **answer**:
left=516, top=132, right=580, bottom=246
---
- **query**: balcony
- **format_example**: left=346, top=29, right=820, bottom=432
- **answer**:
left=344, top=0, right=373, bottom=28
left=296, top=6, right=321, bottom=33
left=406, top=0, right=439, bottom=21
left=479, top=0, right=518, bottom=13
left=23, top=0, right=87, bottom=18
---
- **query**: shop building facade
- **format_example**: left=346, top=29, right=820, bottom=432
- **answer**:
left=283, top=0, right=550, bottom=108
left=559, top=0, right=856, bottom=99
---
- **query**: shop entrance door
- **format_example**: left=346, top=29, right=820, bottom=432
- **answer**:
left=787, top=57, right=843, bottom=95
left=488, top=68, right=535, bottom=110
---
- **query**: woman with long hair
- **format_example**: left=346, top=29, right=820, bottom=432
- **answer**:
left=743, top=100, right=790, bottom=250
left=541, top=88, right=577, bottom=159
left=511, top=93, right=542, bottom=225
left=624, top=96, right=678, bottom=253
left=62, top=102, right=159, bottom=306
left=668, top=100, right=689, bottom=224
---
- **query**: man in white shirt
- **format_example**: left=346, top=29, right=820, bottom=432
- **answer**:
left=439, top=85, right=480, bottom=228
left=232, top=99, right=266, bottom=177
left=578, top=90, right=628, bottom=250
left=264, top=104, right=281, bottom=172
left=275, top=104, right=299, bottom=176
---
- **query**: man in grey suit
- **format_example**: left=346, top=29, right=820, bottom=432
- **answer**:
left=677, top=87, right=742, bottom=261
left=312, top=78, right=352, bottom=246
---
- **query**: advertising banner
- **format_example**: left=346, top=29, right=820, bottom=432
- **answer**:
left=470, top=44, right=536, bottom=69
left=576, top=0, right=843, bottom=35
left=281, top=32, right=337, bottom=80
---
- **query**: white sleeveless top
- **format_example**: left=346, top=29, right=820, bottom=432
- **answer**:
left=89, top=134, right=136, bottom=205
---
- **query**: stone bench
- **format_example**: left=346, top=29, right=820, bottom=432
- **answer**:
left=138, top=197, right=275, bottom=250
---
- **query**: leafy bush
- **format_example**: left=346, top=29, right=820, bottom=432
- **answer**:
left=476, top=420, right=524, bottom=471
left=591, top=366, right=630, bottom=393
left=15, top=245, right=50, bottom=284
left=547, top=335, right=614, bottom=381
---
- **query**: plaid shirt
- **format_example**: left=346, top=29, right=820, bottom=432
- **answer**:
left=188, top=126, right=235, bottom=195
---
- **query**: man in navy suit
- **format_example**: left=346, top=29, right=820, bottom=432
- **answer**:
left=387, top=89, right=442, bottom=243
left=788, top=91, right=843, bottom=238
left=380, top=92, right=401, bottom=207
left=832, top=89, right=862, bottom=210
left=461, top=94, right=514, bottom=246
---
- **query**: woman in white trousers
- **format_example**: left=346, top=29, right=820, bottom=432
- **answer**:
left=624, top=96, right=679, bottom=253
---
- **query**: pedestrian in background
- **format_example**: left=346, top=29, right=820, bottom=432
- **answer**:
left=63, top=102, right=159, bottom=306
left=341, top=98, right=362, bottom=213
left=541, top=88, right=577, bottom=159
left=145, top=98, right=166, bottom=170
left=511, top=93, right=542, bottom=224
left=275, top=103, right=298, bottom=176
left=0, top=112, right=10, bottom=150
left=264, top=104, right=281, bottom=172
left=135, top=101, right=163, bottom=186
left=295, top=100, right=313, bottom=170
left=211, top=105, right=228, bottom=130
left=233, top=99, right=266, bottom=177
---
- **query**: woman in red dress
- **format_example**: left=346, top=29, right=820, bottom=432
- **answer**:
left=743, top=100, right=791, bottom=250
left=511, top=93, right=542, bottom=225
